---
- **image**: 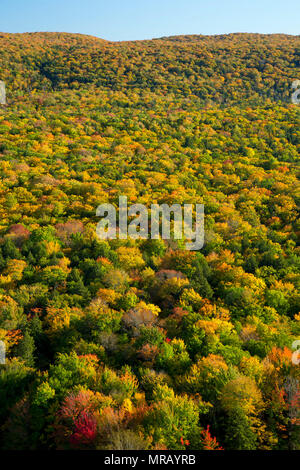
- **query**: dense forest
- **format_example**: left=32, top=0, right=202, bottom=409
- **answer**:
left=0, top=32, right=299, bottom=450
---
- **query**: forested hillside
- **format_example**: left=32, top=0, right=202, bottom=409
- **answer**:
left=0, top=32, right=299, bottom=450
left=1, top=32, right=300, bottom=104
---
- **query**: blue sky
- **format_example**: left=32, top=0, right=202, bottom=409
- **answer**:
left=1, top=0, right=299, bottom=41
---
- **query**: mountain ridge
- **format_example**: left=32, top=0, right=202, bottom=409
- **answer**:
left=1, top=31, right=299, bottom=106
